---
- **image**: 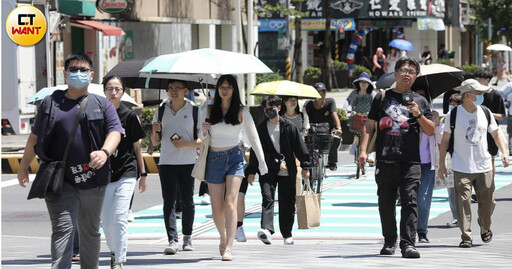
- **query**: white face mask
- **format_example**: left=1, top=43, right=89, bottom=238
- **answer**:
left=67, top=70, right=90, bottom=89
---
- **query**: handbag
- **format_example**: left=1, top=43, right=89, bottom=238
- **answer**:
left=191, top=133, right=210, bottom=182
left=27, top=95, right=89, bottom=199
left=309, top=122, right=330, bottom=135
left=349, top=113, right=367, bottom=132
left=434, top=155, right=454, bottom=189
left=366, top=122, right=378, bottom=154
left=296, top=178, right=321, bottom=229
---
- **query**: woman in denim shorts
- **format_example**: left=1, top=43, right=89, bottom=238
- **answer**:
left=200, top=75, right=268, bottom=261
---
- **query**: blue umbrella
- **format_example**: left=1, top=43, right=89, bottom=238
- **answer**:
left=389, top=39, right=414, bottom=51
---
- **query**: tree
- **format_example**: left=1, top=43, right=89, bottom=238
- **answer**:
left=322, top=0, right=332, bottom=90
left=470, top=0, right=512, bottom=42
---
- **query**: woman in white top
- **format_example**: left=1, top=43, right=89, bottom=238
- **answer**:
left=386, top=47, right=400, bottom=73
left=201, top=75, right=267, bottom=261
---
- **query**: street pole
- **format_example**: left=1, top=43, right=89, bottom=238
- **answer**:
left=44, top=1, right=52, bottom=87
left=234, top=0, right=245, bottom=104
left=247, top=0, right=255, bottom=106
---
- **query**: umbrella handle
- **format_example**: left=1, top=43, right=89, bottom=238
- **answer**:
left=145, top=69, right=157, bottom=89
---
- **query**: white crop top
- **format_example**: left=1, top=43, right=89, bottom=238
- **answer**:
left=200, top=107, right=268, bottom=175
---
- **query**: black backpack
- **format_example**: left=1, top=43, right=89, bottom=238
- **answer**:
left=447, top=105, right=492, bottom=156
left=158, top=100, right=199, bottom=140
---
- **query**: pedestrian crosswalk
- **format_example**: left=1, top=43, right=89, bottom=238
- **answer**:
left=109, top=164, right=512, bottom=241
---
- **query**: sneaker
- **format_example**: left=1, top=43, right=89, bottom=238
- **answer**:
left=176, top=211, right=182, bottom=219
left=283, top=237, right=294, bottom=245
left=379, top=243, right=397, bottom=255
left=446, top=219, right=458, bottom=228
left=112, top=263, right=123, bottom=269
left=127, top=210, right=135, bottom=222
left=110, top=252, right=115, bottom=268
left=418, top=233, right=429, bottom=243
left=182, top=235, right=195, bottom=251
left=328, top=163, right=337, bottom=171
left=471, top=194, right=477, bottom=203
left=201, top=194, right=211, bottom=205
left=257, top=229, right=272, bottom=245
left=164, top=242, right=179, bottom=255
left=368, top=159, right=375, bottom=167
left=235, top=226, right=247, bottom=242
left=72, top=254, right=80, bottom=262
left=401, top=245, right=420, bottom=258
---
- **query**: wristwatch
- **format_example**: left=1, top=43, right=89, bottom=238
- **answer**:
left=335, top=127, right=342, bottom=130
left=140, top=172, right=148, bottom=177
left=101, top=148, right=110, bottom=157
left=414, top=112, right=423, bottom=119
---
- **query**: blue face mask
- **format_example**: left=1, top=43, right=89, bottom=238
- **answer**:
left=474, top=94, right=484, bottom=106
left=448, top=105, right=455, bottom=111
left=67, top=70, right=90, bottom=89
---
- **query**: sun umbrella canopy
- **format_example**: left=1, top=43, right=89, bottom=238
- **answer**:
left=104, top=58, right=216, bottom=89
left=373, top=64, right=463, bottom=100
left=139, top=48, right=273, bottom=76
left=250, top=80, right=321, bottom=99
left=389, top=39, right=414, bottom=51
left=27, top=84, right=138, bottom=106
left=486, top=44, right=512, bottom=51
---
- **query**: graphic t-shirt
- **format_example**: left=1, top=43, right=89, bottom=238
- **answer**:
left=368, top=90, right=433, bottom=162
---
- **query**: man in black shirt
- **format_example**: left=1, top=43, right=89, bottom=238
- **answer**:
left=304, top=82, right=343, bottom=170
left=358, top=58, right=435, bottom=258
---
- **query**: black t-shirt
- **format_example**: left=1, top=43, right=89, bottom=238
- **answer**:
left=305, top=98, right=337, bottom=128
left=368, top=90, right=433, bottom=162
left=482, top=89, right=506, bottom=156
left=110, top=104, right=146, bottom=182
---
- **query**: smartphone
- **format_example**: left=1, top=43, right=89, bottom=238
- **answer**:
left=170, top=133, right=180, bottom=141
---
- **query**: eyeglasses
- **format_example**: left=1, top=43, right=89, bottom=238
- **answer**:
left=398, top=68, right=418, bottom=76
left=67, top=66, right=90, bottom=73
left=469, top=91, right=484, bottom=96
left=168, top=87, right=184, bottom=91
left=105, top=87, right=123, bottom=92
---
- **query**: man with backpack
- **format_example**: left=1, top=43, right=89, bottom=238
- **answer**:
left=151, top=80, right=201, bottom=254
left=438, top=79, right=509, bottom=248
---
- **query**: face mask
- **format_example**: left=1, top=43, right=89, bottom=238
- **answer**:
left=448, top=105, right=455, bottom=111
left=264, top=108, right=278, bottom=119
left=209, top=90, right=216, bottom=97
left=474, top=94, right=484, bottom=106
left=67, top=71, right=90, bottom=89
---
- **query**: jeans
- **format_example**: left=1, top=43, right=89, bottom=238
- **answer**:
left=158, top=165, right=195, bottom=243
left=259, top=174, right=296, bottom=238
left=205, top=146, right=245, bottom=184
left=375, top=161, right=420, bottom=249
left=101, top=177, right=136, bottom=263
left=417, top=163, right=435, bottom=235
left=45, top=182, right=106, bottom=269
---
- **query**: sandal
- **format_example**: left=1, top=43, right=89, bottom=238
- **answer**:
left=221, top=249, right=232, bottom=261
left=459, top=241, right=472, bottom=248
left=219, top=244, right=226, bottom=256
left=481, top=230, right=493, bottom=243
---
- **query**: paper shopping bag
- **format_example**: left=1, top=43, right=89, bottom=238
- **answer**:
left=296, top=180, right=321, bottom=229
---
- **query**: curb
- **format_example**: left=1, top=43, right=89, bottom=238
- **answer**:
left=1, top=153, right=161, bottom=174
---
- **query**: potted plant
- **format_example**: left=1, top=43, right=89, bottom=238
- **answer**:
left=338, top=108, right=354, bottom=144
left=303, top=66, right=322, bottom=86
left=461, top=64, right=479, bottom=80
left=333, top=60, right=349, bottom=88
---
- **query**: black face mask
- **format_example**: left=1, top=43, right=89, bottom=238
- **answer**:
left=264, top=108, right=278, bottom=119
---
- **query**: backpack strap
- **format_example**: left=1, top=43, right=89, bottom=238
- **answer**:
left=192, top=105, right=198, bottom=140
left=447, top=106, right=458, bottom=156
left=481, top=105, right=491, bottom=127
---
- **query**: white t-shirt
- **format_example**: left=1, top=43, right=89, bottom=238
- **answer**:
left=267, top=121, right=289, bottom=177
left=443, top=105, right=498, bottom=173
left=152, top=101, right=201, bottom=165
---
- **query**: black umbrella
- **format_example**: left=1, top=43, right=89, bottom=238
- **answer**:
left=374, top=64, right=464, bottom=100
left=103, top=58, right=216, bottom=89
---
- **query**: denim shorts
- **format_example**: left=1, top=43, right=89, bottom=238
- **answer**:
left=205, top=145, right=244, bottom=184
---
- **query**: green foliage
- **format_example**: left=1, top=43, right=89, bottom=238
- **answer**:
left=469, top=0, right=512, bottom=43
left=304, top=66, right=322, bottom=79
left=352, top=65, right=372, bottom=78
left=333, top=60, right=348, bottom=70
left=255, top=0, right=308, bottom=18
left=256, top=71, right=284, bottom=85
left=140, top=107, right=156, bottom=124
left=461, top=64, right=480, bottom=76
left=337, top=108, right=349, bottom=120
left=139, top=107, right=161, bottom=152
left=436, top=58, right=456, bottom=66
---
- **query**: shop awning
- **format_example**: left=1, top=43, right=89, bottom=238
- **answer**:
left=70, top=20, right=125, bottom=36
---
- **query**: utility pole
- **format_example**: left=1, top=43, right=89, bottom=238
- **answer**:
left=247, top=0, right=255, bottom=106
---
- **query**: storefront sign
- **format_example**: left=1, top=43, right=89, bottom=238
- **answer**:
left=417, top=17, right=445, bottom=31
left=358, top=20, right=412, bottom=28
left=258, top=0, right=444, bottom=19
left=123, top=30, right=133, bottom=60
left=259, top=18, right=355, bottom=32
left=55, top=41, right=65, bottom=85
left=97, top=0, right=128, bottom=14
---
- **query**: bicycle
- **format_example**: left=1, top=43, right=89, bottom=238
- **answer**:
left=305, top=132, right=336, bottom=194
left=347, top=111, right=368, bottom=179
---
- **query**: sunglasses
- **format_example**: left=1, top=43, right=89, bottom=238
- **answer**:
left=67, top=66, right=90, bottom=73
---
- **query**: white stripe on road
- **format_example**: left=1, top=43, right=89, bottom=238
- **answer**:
left=1, top=175, right=35, bottom=188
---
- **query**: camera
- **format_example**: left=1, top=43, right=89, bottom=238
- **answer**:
left=402, top=91, right=414, bottom=105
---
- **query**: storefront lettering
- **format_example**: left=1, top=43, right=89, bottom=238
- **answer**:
left=306, top=0, right=322, bottom=17
left=389, top=0, right=400, bottom=11
left=420, top=0, right=428, bottom=10
left=407, top=0, right=416, bottom=10
left=369, top=10, right=403, bottom=17
left=369, top=0, right=382, bottom=10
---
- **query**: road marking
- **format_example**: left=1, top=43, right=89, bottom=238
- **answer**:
left=1, top=175, right=34, bottom=188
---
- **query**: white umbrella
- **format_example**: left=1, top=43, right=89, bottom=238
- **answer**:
left=486, top=44, right=512, bottom=51
left=139, top=48, right=273, bottom=78
left=27, top=83, right=138, bottom=106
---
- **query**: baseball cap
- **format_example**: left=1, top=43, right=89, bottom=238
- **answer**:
left=455, top=79, right=491, bottom=94
left=313, top=82, right=327, bottom=91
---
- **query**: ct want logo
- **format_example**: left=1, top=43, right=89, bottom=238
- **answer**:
left=5, top=5, right=47, bottom=46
